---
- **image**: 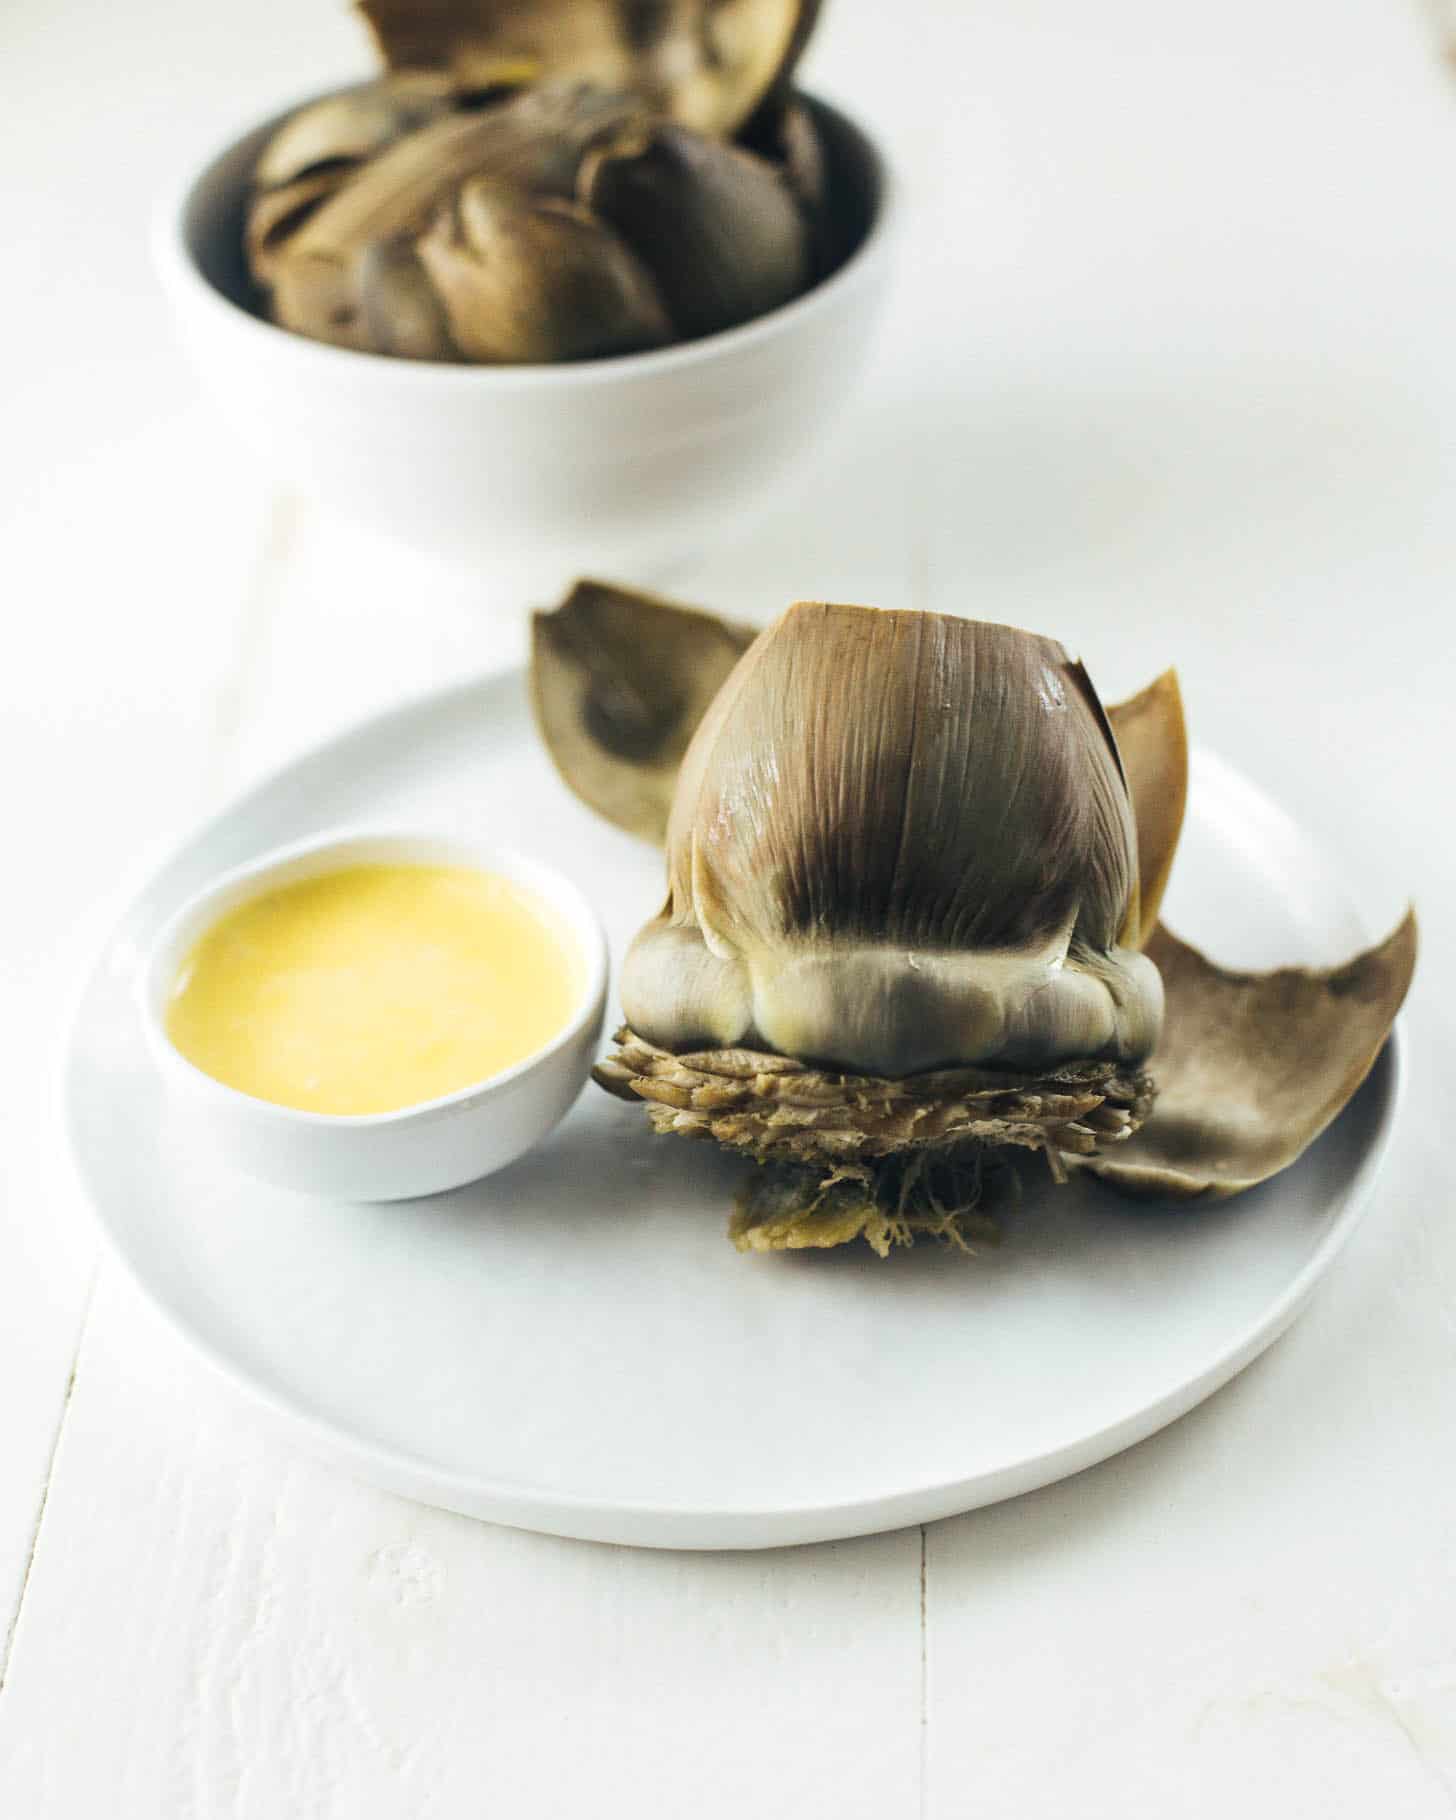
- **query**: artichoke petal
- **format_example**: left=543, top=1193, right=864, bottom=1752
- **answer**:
left=355, top=0, right=821, bottom=135
left=1107, top=668, right=1188, bottom=948
left=737, top=94, right=848, bottom=278
left=752, top=96, right=828, bottom=215
left=418, top=179, right=672, bottom=362
left=259, top=85, right=650, bottom=355
left=357, top=237, right=462, bottom=360
left=254, top=75, right=459, bottom=190
left=581, top=124, right=810, bottom=339
left=247, top=170, right=357, bottom=291
left=531, top=581, right=757, bottom=841
left=249, top=78, right=461, bottom=295
left=268, top=247, right=375, bottom=354
left=268, top=231, right=461, bottom=361
left=1071, top=912, right=1417, bottom=1198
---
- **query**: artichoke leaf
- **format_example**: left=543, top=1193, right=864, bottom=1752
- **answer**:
left=1106, top=669, right=1188, bottom=948
left=248, top=170, right=358, bottom=291
left=355, top=0, right=822, bottom=136
left=265, top=86, right=649, bottom=351
left=741, top=93, right=828, bottom=214
left=737, top=94, right=845, bottom=276
left=531, top=581, right=757, bottom=842
left=249, top=76, right=463, bottom=292
left=357, top=236, right=462, bottom=360
left=1070, top=911, right=1417, bottom=1199
left=254, top=76, right=459, bottom=190
left=581, top=124, right=810, bottom=340
left=419, top=181, right=672, bottom=362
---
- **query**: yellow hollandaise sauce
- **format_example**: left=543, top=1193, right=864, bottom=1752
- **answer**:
left=165, top=863, right=583, bottom=1115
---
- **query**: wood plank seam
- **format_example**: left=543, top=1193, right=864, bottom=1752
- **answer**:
left=205, top=493, right=304, bottom=798
left=918, top=1523, right=929, bottom=1820
left=0, top=1267, right=96, bottom=1695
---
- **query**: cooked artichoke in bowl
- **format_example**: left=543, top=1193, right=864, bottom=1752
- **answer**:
left=243, top=0, right=855, bottom=362
left=532, top=582, right=1417, bottom=1256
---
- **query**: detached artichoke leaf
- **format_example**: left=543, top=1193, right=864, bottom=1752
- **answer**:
left=355, top=0, right=822, bottom=136
left=581, top=124, right=811, bottom=340
left=260, top=86, right=651, bottom=352
left=419, top=180, right=672, bottom=361
left=740, top=94, right=828, bottom=215
left=531, top=581, right=757, bottom=842
left=1071, top=911, right=1417, bottom=1199
left=248, top=170, right=358, bottom=291
left=357, top=236, right=462, bottom=360
left=254, top=76, right=459, bottom=190
left=737, top=94, right=842, bottom=277
left=1106, top=669, right=1188, bottom=948
left=249, top=78, right=462, bottom=294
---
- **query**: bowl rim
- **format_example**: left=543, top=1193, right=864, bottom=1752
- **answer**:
left=152, top=84, right=898, bottom=388
left=138, top=826, right=610, bottom=1130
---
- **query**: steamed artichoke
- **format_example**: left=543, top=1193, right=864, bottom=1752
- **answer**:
left=532, top=583, right=1417, bottom=1256
left=617, top=602, right=1165, bottom=1077
left=245, top=0, right=835, bottom=362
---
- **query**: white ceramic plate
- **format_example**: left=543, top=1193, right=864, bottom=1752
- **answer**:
left=62, top=670, right=1403, bottom=1550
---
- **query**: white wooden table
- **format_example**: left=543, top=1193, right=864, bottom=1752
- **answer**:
left=4, top=1, right=1455, bottom=1811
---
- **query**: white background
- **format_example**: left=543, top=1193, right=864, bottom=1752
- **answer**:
left=3, top=0, right=1455, bottom=1812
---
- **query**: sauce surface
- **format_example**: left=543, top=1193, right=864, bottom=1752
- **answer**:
left=166, top=863, right=583, bottom=1114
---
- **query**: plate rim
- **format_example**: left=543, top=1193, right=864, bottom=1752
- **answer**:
left=56, top=663, right=1409, bottom=1549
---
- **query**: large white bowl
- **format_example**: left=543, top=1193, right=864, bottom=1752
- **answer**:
left=154, top=90, right=895, bottom=580
left=139, top=829, right=608, bottom=1202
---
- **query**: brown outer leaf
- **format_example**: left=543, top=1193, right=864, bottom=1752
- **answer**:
left=283, top=86, right=641, bottom=255
left=417, top=183, right=672, bottom=362
left=253, top=76, right=458, bottom=190
left=264, top=86, right=647, bottom=354
left=355, top=0, right=820, bottom=135
left=247, top=170, right=357, bottom=291
left=735, top=94, right=842, bottom=276
left=580, top=124, right=810, bottom=341
left=1073, top=910, right=1417, bottom=1199
left=356, top=237, right=462, bottom=360
left=664, top=602, right=1139, bottom=959
left=530, top=580, right=757, bottom=843
left=1107, top=669, right=1188, bottom=948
